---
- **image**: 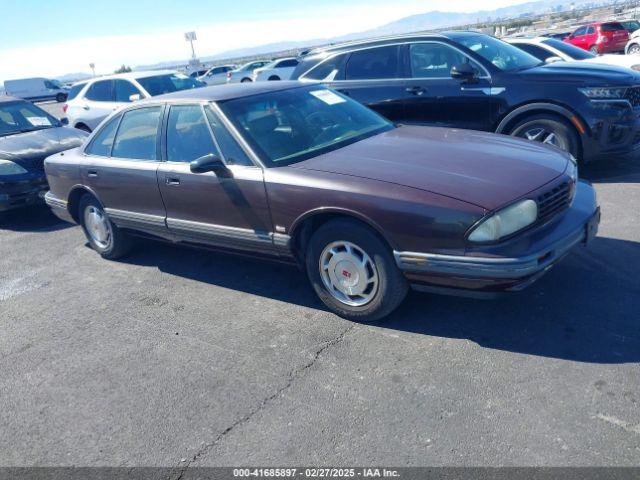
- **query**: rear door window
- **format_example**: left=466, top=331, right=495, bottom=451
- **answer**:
left=345, top=45, right=401, bottom=80
left=85, top=80, right=114, bottom=102
left=586, top=26, right=596, bottom=34
left=166, top=105, right=219, bottom=162
left=111, top=107, right=162, bottom=160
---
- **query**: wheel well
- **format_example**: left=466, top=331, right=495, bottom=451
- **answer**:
left=74, top=122, right=91, bottom=132
left=498, top=108, right=583, bottom=157
left=67, top=188, right=94, bottom=223
left=290, top=212, right=393, bottom=264
left=268, top=75, right=281, bottom=81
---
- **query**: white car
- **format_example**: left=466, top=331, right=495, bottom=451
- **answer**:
left=198, top=65, right=236, bottom=86
left=507, top=37, right=640, bottom=71
left=226, top=60, right=271, bottom=83
left=625, top=28, right=640, bottom=54
left=252, top=58, right=300, bottom=81
left=64, top=70, right=204, bottom=132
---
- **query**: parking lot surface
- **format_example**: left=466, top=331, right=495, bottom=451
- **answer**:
left=1, top=155, right=639, bottom=468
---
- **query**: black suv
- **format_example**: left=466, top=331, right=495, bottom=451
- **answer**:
left=292, top=32, right=640, bottom=162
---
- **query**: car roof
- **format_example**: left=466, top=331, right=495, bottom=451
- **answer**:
left=305, top=31, right=483, bottom=55
left=73, top=70, right=179, bottom=86
left=146, top=80, right=308, bottom=103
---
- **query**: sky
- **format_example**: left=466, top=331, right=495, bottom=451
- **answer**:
left=0, top=0, right=529, bottom=82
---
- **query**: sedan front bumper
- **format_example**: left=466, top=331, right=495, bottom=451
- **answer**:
left=0, top=172, right=49, bottom=212
left=395, top=180, right=600, bottom=297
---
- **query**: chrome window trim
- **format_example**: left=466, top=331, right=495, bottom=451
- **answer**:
left=299, top=40, right=491, bottom=82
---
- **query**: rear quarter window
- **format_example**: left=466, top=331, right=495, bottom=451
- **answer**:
left=602, top=23, right=625, bottom=32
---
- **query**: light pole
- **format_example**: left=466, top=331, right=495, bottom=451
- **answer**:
left=184, top=31, right=197, bottom=60
left=89, top=63, right=95, bottom=77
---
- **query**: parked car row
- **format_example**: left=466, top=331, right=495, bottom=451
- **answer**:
left=7, top=30, right=634, bottom=321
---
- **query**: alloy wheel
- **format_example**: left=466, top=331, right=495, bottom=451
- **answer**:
left=84, top=205, right=112, bottom=249
left=319, top=240, right=379, bottom=307
left=520, top=126, right=568, bottom=151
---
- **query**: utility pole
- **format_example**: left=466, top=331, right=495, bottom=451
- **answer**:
left=89, top=63, right=95, bottom=77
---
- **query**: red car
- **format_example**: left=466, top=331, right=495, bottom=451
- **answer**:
left=564, top=22, right=629, bottom=54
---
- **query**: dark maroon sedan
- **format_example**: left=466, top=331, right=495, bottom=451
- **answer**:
left=44, top=82, right=600, bottom=322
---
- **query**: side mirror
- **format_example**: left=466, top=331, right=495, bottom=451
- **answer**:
left=545, top=56, right=564, bottom=64
left=450, top=63, right=477, bottom=82
left=129, top=94, right=141, bottom=102
left=190, top=153, right=229, bottom=175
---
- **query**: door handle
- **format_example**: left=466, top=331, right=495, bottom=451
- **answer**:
left=165, top=177, right=180, bottom=186
left=87, top=170, right=98, bottom=178
left=405, top=86, right=426, bottom=96
left=82, top=105, right=90, bottom=110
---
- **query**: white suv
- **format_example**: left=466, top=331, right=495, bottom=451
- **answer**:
left=252, top=58, right=300, bottom=81
left=64, top=71, right=205, bottom=132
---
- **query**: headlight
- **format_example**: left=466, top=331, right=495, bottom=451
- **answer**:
left=468, top=199, right=538, bottom=243
left=579, top=87, right=628, bottom=100
left=0, top=159, right=28, bottom=176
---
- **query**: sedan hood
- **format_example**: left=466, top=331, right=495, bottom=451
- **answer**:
left=0, top=126, right=87, bottom=171
left=292, top=126, right=568, bottom=211
left=520, top=61, right=640, bottom=86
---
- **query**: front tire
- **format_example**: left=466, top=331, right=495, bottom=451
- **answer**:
left=629, top=43, right=640, bottom=55
left=306, top=219, right=408, bottom=322
left=509, top=113, right=581, bottom=160
left=79, top=195, right=131, bottom=260
left=589, top=45, right=599, bottom=54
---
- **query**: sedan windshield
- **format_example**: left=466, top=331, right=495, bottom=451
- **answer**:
left=0, top=101, right=61, bottom=137
left=219, top=86, right=394, bottom=166
left=541, top=38, right=596, bottom=60
left=136, top=73, right=205, bottom=96
left=458, top=34, right=542, bottom=71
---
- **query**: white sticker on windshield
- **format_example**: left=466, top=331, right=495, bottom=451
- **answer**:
left=27, top=117, right=52, bottom=126
left=175, top=73, right=189, bottom=79
left=310, top=90, right=346, bottom=105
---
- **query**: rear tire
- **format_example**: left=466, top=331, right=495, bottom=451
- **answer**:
left=509, top=113, right=581, bottom=160
left=79, top=195, right=131, bottom=260
left=629, top=43, right=640, bottom=55
left=305, top=219, right=408, bottom=323
left=589, top=45, right=599, bottom=54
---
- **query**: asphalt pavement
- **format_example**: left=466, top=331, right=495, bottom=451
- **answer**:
left=0, top=137, right=639, bottom=468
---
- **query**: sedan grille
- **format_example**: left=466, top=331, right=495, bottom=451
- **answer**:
left=536, top=181, right=573, bottom=225
left=625, top=87, right=640, bottom=107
